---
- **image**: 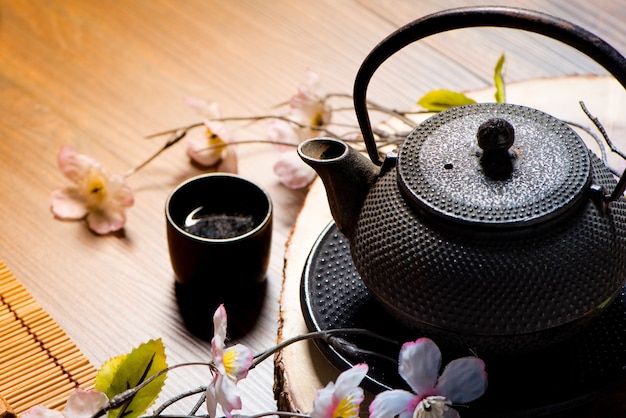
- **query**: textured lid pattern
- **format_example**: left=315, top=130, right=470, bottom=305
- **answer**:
left=397, top=103, right=591, bottom=227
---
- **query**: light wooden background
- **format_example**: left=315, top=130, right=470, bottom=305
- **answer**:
left=1, top=0, right=626, bottom=416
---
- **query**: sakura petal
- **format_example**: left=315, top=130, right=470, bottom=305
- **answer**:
left=184, top=97, right=220, bottom=119
left=369, top=389, right=418, bottom=418
left=51, top=188, right=89, bottom=220
left=186, top=133, right=222, bottom=167
left=436, top=357, right=487, bottom=404
left=21, top=406, right=63, bottom=418
left=442, top=408, right=461, bottom=418
left=399, top=338, right=441, bottom=396
left=267, top=119, right=300, bottom=146
left=212, top=304, right=228, bottom=354
left=333, top=363, right=368, bottom=401
left=206, top=373, right=242, bottom=418
left=289, top=70, right=332, bottom=127
left=57, top=146, right=98, bottom=183
left=86, top=208, right=126, bottom=235
left=222, top=343, right=253, bottom=381
left=184, top=97, right=221, bottom=119
left=273, top=151, right=316, bottom=189
left=205, top=379, right=219, bottom=418
left=106, top=175, right=134, bottom=208
left=305, top=69, right=321, bottom=90
left=63, top=388, right=108, bottom=418
left=310, top=381, right=336, bottom=418
left=205, top=374, right=226, bottom=418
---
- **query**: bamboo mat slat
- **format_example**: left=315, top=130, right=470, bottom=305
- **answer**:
left=0, top=260, right=96, bottom=414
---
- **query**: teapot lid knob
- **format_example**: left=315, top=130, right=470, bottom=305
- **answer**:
left=477, top=117, right=515, bottom=151
left=476, top=118, right=516, bottom=180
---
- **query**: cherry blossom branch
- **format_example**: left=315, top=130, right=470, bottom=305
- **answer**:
left=250, top=328, right=400, bottom=369
left=325, top=93, right=423, bottom=128
left=123, top=95, right=422, bottom=179
left=90, top=328, right=398, bottom=418
left=145, top=115, right=343, bottom=140
left=124, top=126, right=198, bottom=177
left=124, top=117, right=343, bottom=178
left=151, top=386, right=208, bottom=417
left=233, top=412, right=311, bottom=418
left=144, top=412, right=311, bottom=418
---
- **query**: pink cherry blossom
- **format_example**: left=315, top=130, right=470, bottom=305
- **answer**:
left=289, top=69, right=332, bottom=129
left=273, top=151, right=316, bottom=189
left=268, top=70, right=331, bottom=189
left=310, top=363, right=369, bottom=418
left=184, top=97, right=237, bottom=172
left=205, top=304, right=253, bottom=418
left=22, top=388, right=108, bottom=418
left=50, top=146, right=134, bottom=234
left=369, top=338, right=487, bottom=418
left=267, top=120, right=316, bottom=188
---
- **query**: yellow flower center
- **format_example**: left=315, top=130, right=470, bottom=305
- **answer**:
left=333, top=395, right=359, bottom=418
left=311, top=110, right=325, bottom=127
left=206, top=129, right=226, bottom=151
left=222, top=348, right=237, bottom=377
left=82, top=167, right=108, bottom=210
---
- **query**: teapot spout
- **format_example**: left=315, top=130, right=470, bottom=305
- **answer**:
left=298, top=138, right=379, bottom=238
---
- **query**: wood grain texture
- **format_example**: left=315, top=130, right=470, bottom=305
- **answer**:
left=0, top=0, right=625, bottom=415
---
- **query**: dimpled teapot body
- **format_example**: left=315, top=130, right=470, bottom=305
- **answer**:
left=351, top=134, right=626, bottom=354
left=299, top=6, right=626, bottom=355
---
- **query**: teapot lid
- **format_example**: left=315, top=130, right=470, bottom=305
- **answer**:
left=397, top=103, right=592, bottom=228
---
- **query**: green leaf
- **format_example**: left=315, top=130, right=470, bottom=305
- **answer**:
left=94, top=339, right=168, bottom=418
left=94, top=353, right=127, bottom=393
left=494, top=53, right=506, bottom=103
left=417, top=89, right=477, bottom=112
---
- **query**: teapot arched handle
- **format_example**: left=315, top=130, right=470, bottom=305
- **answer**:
left=354, top=6, right=626, bottom=201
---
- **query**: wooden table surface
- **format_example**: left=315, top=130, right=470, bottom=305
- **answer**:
left=1, top=1, right=626, bottom=416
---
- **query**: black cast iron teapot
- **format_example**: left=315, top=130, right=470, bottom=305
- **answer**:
left=298, top=6, right=626, bottom=355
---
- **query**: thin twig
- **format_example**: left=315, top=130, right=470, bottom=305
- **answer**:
left=124, top=128, right=190, bottom=177
left=579, top=101, right=626, bottom=161
left=127, top=96, right=423, bottom=178
left=233, top=412, right=311, bottom=418
left=189, top=392, right=207, bottom=416
left=151, top=386, right=207, bottom=416
left=251, top=328, right=400, bottom=369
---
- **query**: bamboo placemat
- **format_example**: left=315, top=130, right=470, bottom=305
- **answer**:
left=0, top=260, right=96, bottom=414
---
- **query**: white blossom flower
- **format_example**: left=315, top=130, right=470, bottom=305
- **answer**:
left=50, top=146, right=134, bottom=234
left=184, top=97, right=237, bottom=172
left=22, top=389, right=108, bottom=418
left=205, top=304, right=253, bottom=418
left=310, top=363, right=368, bottom=418
left=268, top=70, right=331, bottom=188
left=288, top=69, right=332, bottom=130
left=370, top=338, right=487, bottom=418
